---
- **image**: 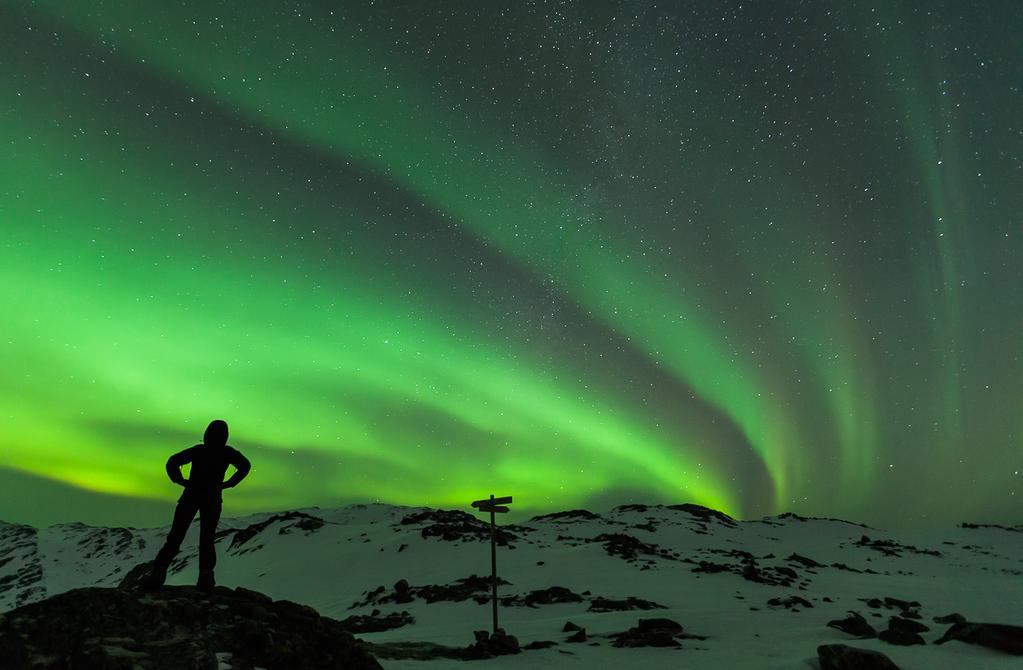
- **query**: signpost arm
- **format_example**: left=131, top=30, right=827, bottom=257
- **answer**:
left=490, top=493, right=498, bottom=634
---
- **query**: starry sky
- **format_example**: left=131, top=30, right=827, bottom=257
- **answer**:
left=1, top=1, right=1020, bottom=530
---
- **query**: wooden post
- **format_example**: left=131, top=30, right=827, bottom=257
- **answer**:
left=489, top=493, right=498, bottom=634
left=469, top=494, right=512, bottom=637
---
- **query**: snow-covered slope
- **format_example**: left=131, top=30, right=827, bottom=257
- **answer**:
left=2, top=503, right=1021, bottom=669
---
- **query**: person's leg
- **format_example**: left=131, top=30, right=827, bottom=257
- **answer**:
left=197, top=498, right=223, bottom=589
left=147, top=495, right=199, bottom=586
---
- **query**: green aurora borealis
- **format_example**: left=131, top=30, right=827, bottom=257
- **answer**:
left=1, top=1, right=1021, bottom=528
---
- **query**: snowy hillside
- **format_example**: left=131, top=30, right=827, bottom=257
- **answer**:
left=2, top=503, right=1022, bottom=668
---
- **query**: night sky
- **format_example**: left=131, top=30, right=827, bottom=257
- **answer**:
left=2, top=1, right=1020, bottom=529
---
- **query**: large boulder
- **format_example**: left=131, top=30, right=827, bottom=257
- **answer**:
left=0, top=585, right=383, bottom=669
left=827, top=611, right=878, bottom=639
left=935, top=621, right=1023, bottom=655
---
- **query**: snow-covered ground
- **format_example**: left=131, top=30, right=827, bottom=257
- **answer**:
left=2, top=502, right=1021, bottom=669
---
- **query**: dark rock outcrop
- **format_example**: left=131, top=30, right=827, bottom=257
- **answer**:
left=339, top=609, right=415, bottom=633
left=500, top=585, right=584, bottom=607
left=588, top=595, right=666, bottom=612
left=399, top=509, right=516, bottom=544
left=464, top=628, right=520, bottom=659
left=786, top=553, right=825, bottom=568
left=666, top=503, right=739, bottom=528
left=590, top=533, right=676, bottom=563
left=854, top=535, right=941, bottom=558
left=827, top=611, right=878, bottom=639
left=0, top=585, right=382, bottom=670
left=817, top=643, right=900, bottom=670
left=530, top=509, right=601, bottom=522
left=935, top=621, right=1023, bottom=655
left=877, top=616, right=927, bottom=646
left=225, top=511, right=326, bottom=552
left=610, top=617, right=705, bottom=648
left=767, top=595, right=813, bottom=610
left=351, top=575, right=509, bottom=607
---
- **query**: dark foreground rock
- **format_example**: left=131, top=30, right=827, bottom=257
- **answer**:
left=818, top=643, right=901, bottom=670
left=935, top=621, right=1023, bottom=655
left=610, top=617, right=706, bottom=648
left=827, top=611, right=878, bottom=638
left=877, top=616, right=928, bottom=646
left=0, top=585, right=383, bottom=670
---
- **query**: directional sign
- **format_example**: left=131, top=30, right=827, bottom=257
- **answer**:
left=472, top=496, right=512, bottom=508
left=469, top=494, right=514, bottom=636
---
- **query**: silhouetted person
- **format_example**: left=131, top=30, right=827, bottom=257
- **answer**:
left=143, top=419, right=250, bottom=591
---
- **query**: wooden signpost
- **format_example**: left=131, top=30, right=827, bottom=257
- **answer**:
left=471, top=494, right=513, bottom=634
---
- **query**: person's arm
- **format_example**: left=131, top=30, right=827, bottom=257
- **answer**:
left=223, top=449, right=251, bottom=489
left=165, top=447, right=194, bottom=486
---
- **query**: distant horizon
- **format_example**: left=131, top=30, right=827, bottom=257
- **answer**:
left=2, top=464, right=1017, bottom=533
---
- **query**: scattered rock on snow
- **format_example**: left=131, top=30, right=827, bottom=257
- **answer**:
left=610, top=617, right=705, bottom=648
left=340, top=609, right=415, bottom=633
left=465, top=628, right=520, bottom=659
left=935, top=621, right=1023, bottom=655
left=826, top=611, right=878, bottom=639
left=588, top=595, right=666, bottom=612
left=767, top=595, right=813, bottom=610
left=817, top=643, right=901, bottom=670
left=877, top=616, right=927, bottom=646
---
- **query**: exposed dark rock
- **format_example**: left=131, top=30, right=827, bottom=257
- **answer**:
left=774, top=566, right=798, bottom=579
left=826, top=611, right=877, bottom=639
left=0, top=585, right=382, bottom=670
left=117, top=560, right=156, bottom=590
left=887, top=616, right=929, bottom=634
left=226, top=511, right=326, bottom=551
left=562, top=621, right=583, bottom=632
left=854, top=535, right=941, bottom=558
left=565, top=628, right=588, bottom=643
left=351, top=575, right=510, bottom=608
left=530, top=509, right=601, bottom=522
left=399, top=510, right=515, bottom=544
left=588, top=596, right=666, bottom=612
left=610, top=617, right=704, bottom=648
left=959, top=522, right=1023, bottom=533
left=590, top=533, right=676, bottom=563
left=501, top=586, right=584, bottom=607
left=817, top=643, right=900, bottom=670
left=464, top=628, right=520, bottom=659
left=613, top=504, right=651, bottom=514
left=339, top=610, right=415, bottom=633
left=786, top=553, right=826, bottom=568
left=877, top=616, right=927, bottom=646
left=934, top=612, right=967, bottom=625
left=882, top=596, right=921, bottom=613
left=667, top=503, right=738, bottom=528
left=693, top=560, right=732, bottom=574
left=742, top=563, right=795, bottom=587
left=523, top=640, right=558, bottom=650
left=775, top=513, right=871, bottom=529
left=767, top=595, right=813, bottom=610
left=935, top=621, right=1023, bottom=655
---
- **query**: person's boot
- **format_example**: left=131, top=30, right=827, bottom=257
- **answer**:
left=197, top=570, right=215, bottom=592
